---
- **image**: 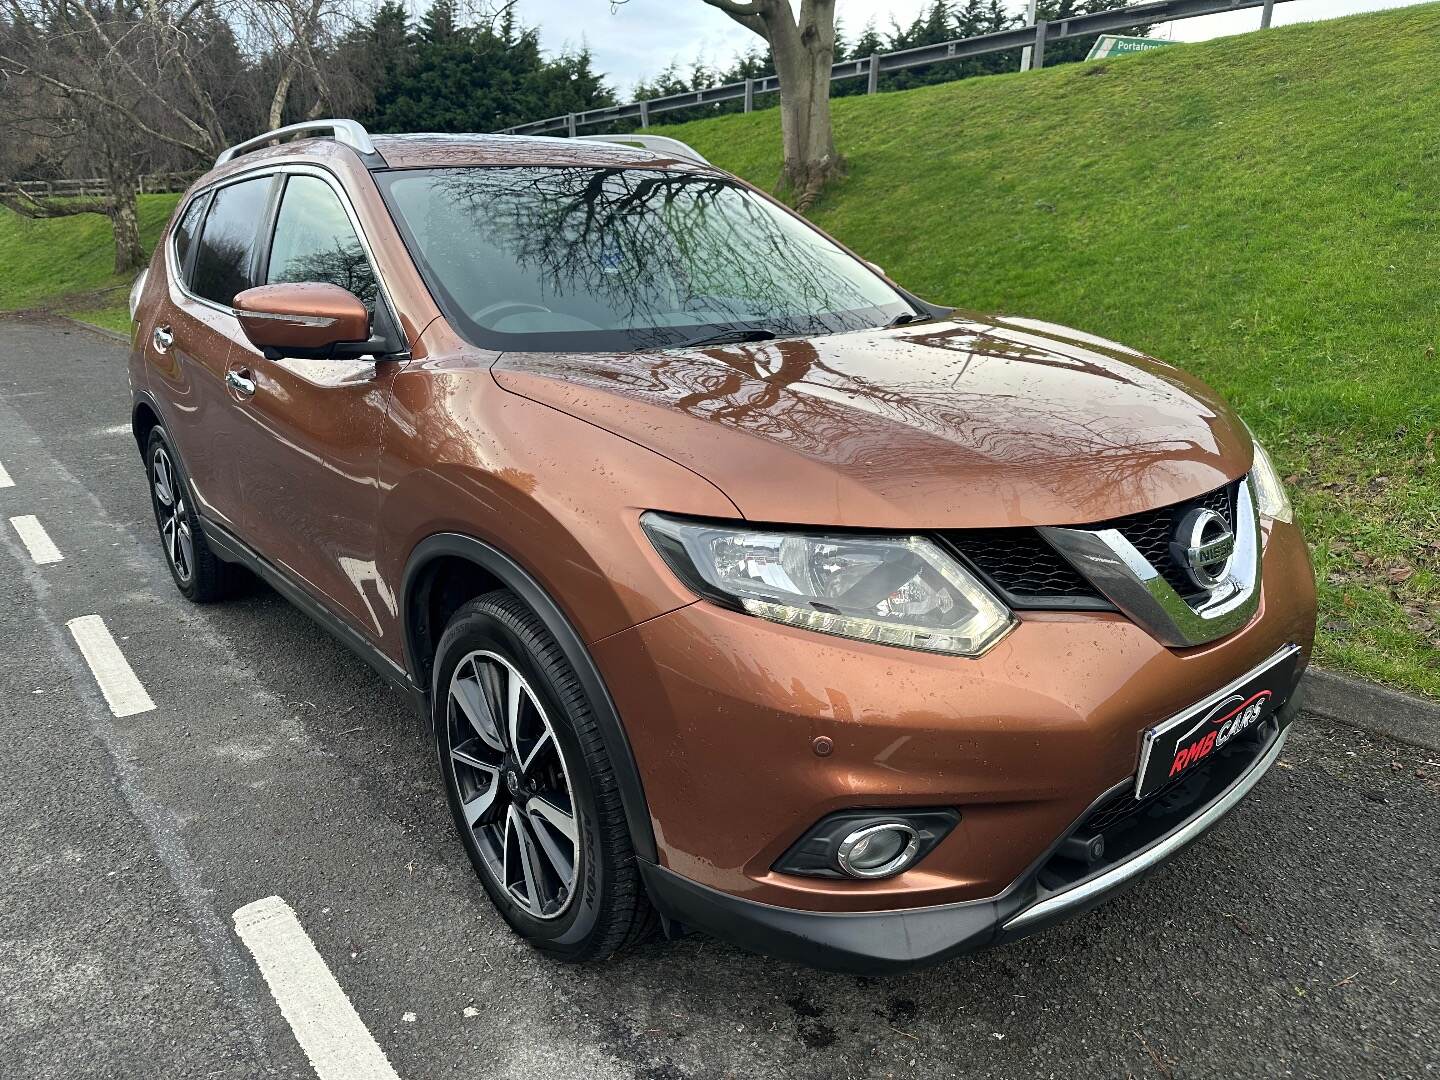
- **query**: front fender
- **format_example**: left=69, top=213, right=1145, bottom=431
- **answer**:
left=400, top=531, right=660, bottom=863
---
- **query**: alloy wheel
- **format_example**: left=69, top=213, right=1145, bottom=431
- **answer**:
left=447, top=650, right=580, bottom=920
left=151, top=445, right=194, bottom=584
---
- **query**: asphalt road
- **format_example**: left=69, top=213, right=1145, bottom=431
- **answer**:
left=1, top=314, right=1436, bottom=1080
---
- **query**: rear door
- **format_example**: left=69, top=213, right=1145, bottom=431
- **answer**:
left=228, top=168, right=403, bottom=641
left=146, top=174, right=276, bottom=531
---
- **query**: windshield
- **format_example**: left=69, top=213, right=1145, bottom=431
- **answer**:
left=376, top=166, right=916, bottom=352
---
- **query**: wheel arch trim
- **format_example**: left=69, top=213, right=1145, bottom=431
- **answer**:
left=401, top=532, right=659, bottom=865
left=131, top=389, right=167, bottom=451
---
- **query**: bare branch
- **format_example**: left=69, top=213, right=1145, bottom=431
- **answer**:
left=72, top=0, right=217, bottom=152
left=0, top=188, right=112, bottom=218
left=173, top=0, right=207, bottom=27
left=699, top=0, right=767, bottom=35
left=0, top=52, right=213, bottom=158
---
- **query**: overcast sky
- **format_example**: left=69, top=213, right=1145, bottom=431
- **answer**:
left=516, top=0, right=1420, bottom=91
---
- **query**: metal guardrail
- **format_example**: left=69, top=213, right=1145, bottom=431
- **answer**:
left=499, top=0, right=1297, bottom=137
left=0, top=172, right=199, bottom=198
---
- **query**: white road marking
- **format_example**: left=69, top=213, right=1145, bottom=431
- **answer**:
left=233, top=896, right=400, bottom=1080
left=0, top=459, right=12, bottom=488
left=101, top=423, right=132, bottom=436
left=10, top=515, right=63, bottom=564
left=66, top=615, right=156, bottom=717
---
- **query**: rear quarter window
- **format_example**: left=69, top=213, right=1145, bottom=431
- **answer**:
left=170, top=196, right=207, bottom=286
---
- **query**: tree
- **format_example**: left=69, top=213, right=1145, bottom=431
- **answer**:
left=0, top=1, right=212, bottom=271
left=690, top=0, right=842, bottom=210
left=334, top=0, right=413, bottom=121
left=0, top=0, right=348, bottom=273
left=366, top=0, right=614, bottom=134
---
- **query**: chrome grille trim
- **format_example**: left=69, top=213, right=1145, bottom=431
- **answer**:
left=1038, top=478, right=1263, bottom=647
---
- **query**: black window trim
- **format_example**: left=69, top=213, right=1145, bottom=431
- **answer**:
left=167, top=162, right=407, bottom=355
left=253, top=172, right=285, bottom=289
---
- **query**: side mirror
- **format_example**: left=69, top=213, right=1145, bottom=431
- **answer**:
left=866, top=261, right=886, bottom=278
left=233, top=283, right=371, bottom=360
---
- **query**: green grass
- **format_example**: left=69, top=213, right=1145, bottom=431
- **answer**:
left=0, top=194, right=179, bottom=327
left=1, top=4, right=1435, bottom=693
left=663, top=4, right=1440, bottom=696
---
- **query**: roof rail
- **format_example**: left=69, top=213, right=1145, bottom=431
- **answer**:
left=214, top=119, right=377, bottom=167
left=571, top=134, right=710, bottom=167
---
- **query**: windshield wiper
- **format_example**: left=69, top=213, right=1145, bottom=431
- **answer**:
left=886, top=311, right=930, bottom=327
left=677, top=328, right=778, bottom=349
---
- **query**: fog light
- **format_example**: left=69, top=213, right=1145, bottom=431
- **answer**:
left=835, top=822, right=920, bottom=879
left=773, top=808, right=958, bottom=879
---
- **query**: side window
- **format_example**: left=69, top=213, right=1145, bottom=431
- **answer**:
left=191, top=176, right=271, bottom=307
left=171, top=196, right=207, bottom=286
left=266, top=175, right=379, bottom=311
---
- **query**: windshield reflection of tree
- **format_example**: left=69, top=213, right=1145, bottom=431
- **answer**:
left=428, top=168, right=889, bottom=347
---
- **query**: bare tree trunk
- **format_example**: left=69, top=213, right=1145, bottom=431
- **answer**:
left=772, top=6, right=843, bottom=209
left=105, top=170, right=145, bottom=273
left=702, top=0, right=844, bottom=210
left=0, top=186, right=143, bottom=274
left=268, top=60, right=299, bottom=130
left=266, top=0, right=329, bottom=130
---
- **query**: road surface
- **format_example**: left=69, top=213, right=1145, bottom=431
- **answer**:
left=1, top=315, right=1436, bottom=1079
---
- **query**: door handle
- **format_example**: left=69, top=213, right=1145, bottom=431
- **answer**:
left=152, top=325, right=173, bottom=353
left=225, top=368, right=256, bottom=398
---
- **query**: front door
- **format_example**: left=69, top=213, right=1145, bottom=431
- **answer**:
left=228, top=171, right=401, bottom=642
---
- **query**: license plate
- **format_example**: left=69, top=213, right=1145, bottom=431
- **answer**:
left=1135, top=644, right=1302, bottom=800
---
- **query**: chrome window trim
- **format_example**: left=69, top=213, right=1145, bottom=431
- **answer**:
left=1003, top=721, right=1292, bottom=933
left=1038, top=478, right=1263, bottom=648
left=165, top=162, right=405, bottom=352
left=165, top=172, right=272, bottom=317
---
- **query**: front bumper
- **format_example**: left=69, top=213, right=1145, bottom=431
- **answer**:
left=592, top=522, right=1315, bottom=914
left=639, top=697, right=1301, bottom=974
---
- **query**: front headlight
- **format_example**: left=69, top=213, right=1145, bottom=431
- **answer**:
left=641, top=514, right=1015, bottom=657
left=1249, top=436, right=1293, bottom=523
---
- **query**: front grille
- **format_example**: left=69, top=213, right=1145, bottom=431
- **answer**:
left=943, top=480, right=1240, bottom=609
left=945, top=529, right=1103, bottom=602
left=1077, top=713, right=1275, bottom=843
left=1081, top=766, right=1197, bottom=835
left=1091, top=482, right=1237, bottom=599
left=1030, top=717, right=1280, bottom=897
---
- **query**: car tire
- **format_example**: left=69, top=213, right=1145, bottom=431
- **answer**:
left=144, top=426, right=234, bottom=602
left=433, top=590, right=656, bottom=962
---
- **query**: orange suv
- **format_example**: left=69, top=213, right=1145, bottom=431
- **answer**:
left=128, top=120, right=1316, bottom=973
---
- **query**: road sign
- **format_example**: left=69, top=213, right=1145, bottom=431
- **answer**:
left=1086, top=35, right=1173, bottom=60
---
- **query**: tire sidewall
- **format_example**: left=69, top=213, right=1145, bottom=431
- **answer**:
left=432, top=602, right=608, bottom=953
left=144, top=426, right=199, bottom=600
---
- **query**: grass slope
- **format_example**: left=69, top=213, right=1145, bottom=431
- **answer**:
left=664, top=4, right=1440, bottom=695
left=0, top=194, right=179, bottom=332
left=0, top=5, right=1434, bottom=692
